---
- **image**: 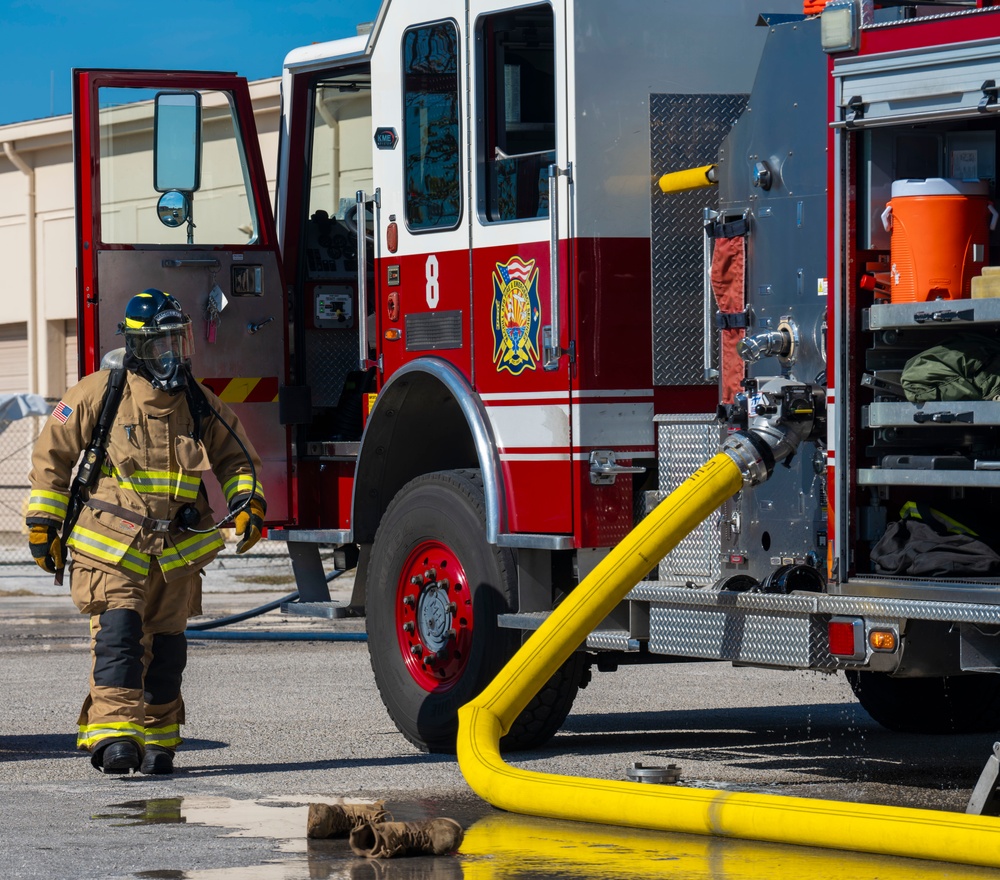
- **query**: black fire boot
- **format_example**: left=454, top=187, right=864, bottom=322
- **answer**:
left=139, top=745, right=174, bottom=775
left=92, top=739, right=141, bottom=774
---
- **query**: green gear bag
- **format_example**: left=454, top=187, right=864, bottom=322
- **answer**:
left=901, top=333, right=1000, bottom=403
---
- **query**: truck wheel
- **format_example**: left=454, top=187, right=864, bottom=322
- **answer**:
left=366, top=469, right=583, bottom=753
left=845, top=670, right=1000, bottom=733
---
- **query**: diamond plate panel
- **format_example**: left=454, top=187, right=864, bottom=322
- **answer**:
left=649, top=603, right=833, bottom=668
left=304, top=328, right=360, bottom=408
left=629, top=582, right=1000, bottom=625
left=650, top=93, right=747, bottom=386
left=654, top=414, right=722, bottom=583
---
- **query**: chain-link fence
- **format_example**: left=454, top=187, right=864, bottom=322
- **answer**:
left=0, top=411, right=47, bottom=565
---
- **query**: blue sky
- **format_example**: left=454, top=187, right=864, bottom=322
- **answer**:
left=0, top=0, right=384, bottom=126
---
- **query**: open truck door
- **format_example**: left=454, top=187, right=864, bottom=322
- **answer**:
left=73, top=71, right=289, bottom=522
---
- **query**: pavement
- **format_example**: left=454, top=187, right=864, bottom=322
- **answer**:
left=4, top=544, right=1000, bottom=877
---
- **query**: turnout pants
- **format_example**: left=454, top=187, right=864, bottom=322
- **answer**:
left=71, top=557, right=201, bottom=757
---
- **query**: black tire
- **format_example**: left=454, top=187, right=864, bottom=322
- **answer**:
left=845, top=670, right=1000, bottom=733
left=366, top=469, right=583, bottom=753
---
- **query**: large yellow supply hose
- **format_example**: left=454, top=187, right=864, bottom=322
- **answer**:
left=457, top=451, right=1000, bottom=868
left=460, top=812, right=998, bottom=880
left=657, top=163, right=717, bottom=194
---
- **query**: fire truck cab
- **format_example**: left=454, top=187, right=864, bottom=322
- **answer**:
left=72, top=0, right=1000, bottom=754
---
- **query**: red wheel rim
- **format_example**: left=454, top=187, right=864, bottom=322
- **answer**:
left=396, top=540, right=473, bottom=692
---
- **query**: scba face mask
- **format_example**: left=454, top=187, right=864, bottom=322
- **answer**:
left=129, top=322, right=195, bottom=392
left=120, top=290, right=196, bottom=393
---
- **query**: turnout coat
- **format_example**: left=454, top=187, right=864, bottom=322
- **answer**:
left=28, top=369, right=265, bottom=582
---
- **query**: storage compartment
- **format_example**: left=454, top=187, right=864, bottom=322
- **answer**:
left=849, top=118, right=1000, bottom=589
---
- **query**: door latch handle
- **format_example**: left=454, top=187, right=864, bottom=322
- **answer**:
left=589, top=450, right=646, bottom=485
left=247, top=317, right=274, bottom=335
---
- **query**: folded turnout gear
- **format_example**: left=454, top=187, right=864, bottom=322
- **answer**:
left=870, top=502, right=1000, bottom=578
left=900, top=333, right=1000, bottom=402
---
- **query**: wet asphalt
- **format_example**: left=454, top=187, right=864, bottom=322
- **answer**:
left=2, top=552, right=1000, bottom=878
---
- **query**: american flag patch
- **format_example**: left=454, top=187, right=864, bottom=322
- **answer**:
left=51, top=401, right=73, bottom=424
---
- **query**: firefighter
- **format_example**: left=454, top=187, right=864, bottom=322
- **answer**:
left=26, top=288, right=266, bottom=775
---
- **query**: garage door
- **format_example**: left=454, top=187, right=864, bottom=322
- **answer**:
left=0, top=323, right=28, bottom=394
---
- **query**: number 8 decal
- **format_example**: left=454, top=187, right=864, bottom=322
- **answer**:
left=425, top=254, right=439, bottom=309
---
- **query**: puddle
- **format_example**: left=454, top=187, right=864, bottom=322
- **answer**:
left=93, top=796, right=1000, bottom=880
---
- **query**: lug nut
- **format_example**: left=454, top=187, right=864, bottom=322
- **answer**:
left=410, top=645, right=422, bottom=656
left=447, top=602, right=457, bottom=614
left=403, top=595, right=415, bottom=607
left=403, top=622, right=414, bottom=633
left=447, top=628, right=457, bottom=640
left=422, top=651, right=437, bottom=664
left=410, top=576, right=422, bottom=586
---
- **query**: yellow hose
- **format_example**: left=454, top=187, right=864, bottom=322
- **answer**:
left=457, top=451, right=1000, bottom=868
left=657, top=164, right=717, bottom=194
left=460, top=812, right=997, bottom=880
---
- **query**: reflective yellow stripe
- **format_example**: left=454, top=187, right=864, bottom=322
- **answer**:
left=899, top=501, right=977, bottom=536
left=67, top=526, right=151, bottom=577
left=161, top=530, right=225, bottom=572
left=223, top=473, right=264, bottom=505
left=103, top=465, right=201, bottom=500
left=27, top=490, right=69, bottom=519
left=77, top=721, right=145, bottom=749
left=144, top=725, right=182, bottom=748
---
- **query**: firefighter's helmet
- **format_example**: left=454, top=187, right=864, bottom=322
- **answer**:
left=120, top=288, right=194, bottom=392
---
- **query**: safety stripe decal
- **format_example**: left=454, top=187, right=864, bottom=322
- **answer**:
left=198, top=377, right=279, bottom=403
left=223, top=474, right=264, bottom=505
left=27, top=490, right=70, bottom=519
left=145, top=724, right=182, bottom=748
left=77, top=721, right=145, bottom=749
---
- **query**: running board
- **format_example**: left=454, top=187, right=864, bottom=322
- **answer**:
left=500, top=582, right=1000, bottom=669
left=498, top=613, right=638, bottom=651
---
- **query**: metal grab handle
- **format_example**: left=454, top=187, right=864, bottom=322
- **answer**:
left=161, top=258, right=220, bottom=269
left=703, top=209, right=720, bottom=381
left=544, top=163, right=572, bottom=371
left=355, top=188, right=380, bottom=369
left=912, top=308, right=974, bottom=324
left=912, top=410, right=974, bottom=424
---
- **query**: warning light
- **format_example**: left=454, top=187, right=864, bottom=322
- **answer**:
left=869, top=630, right=897, bottom=652
left=828, top=617, right=863, bottom=658
left=385, top=328, right=402, bottom=341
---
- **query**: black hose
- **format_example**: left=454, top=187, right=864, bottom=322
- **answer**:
left=186, top=590, right=300, bottom=631
left=183, top=568, right=362, bottom=641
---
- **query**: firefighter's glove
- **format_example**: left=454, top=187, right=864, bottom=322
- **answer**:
left=233, top=498, right=265, bottom=554
left=29, top=524, right=63, bottom=573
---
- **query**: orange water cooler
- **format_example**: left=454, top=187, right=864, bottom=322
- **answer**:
left=880, top=178, right=998, bottom=303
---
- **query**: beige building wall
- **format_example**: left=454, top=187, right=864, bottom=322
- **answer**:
left=0, top=76, right=281, bottom=401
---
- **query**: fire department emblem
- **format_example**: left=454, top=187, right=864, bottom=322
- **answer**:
left=492, top=256, right=541, bottom=375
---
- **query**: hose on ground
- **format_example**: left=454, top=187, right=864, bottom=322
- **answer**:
left=184, top=568, right=366, bottom=641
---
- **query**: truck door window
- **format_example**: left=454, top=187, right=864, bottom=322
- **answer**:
left=97, top=87, right=257, bottom=245
left=477, top=5, right=555, bottom=223
left=304, top=73, right=373, bottom=279
left=402, top=22, right=461, bottom=231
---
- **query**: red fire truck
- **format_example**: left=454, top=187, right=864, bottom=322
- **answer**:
left=72, top=0, right=1000, bottom=754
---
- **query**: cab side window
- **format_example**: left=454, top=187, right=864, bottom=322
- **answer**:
left=478, top=5, right=555, bottom=223
left=402, top=22, right=461, bottom=232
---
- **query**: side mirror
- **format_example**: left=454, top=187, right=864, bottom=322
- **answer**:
left=156, top=190, right=191, bottom=228
left=154, top=91, right=202, bottom=193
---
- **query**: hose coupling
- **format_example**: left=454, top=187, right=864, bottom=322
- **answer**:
left=723, top=377, right=824, bottom=485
